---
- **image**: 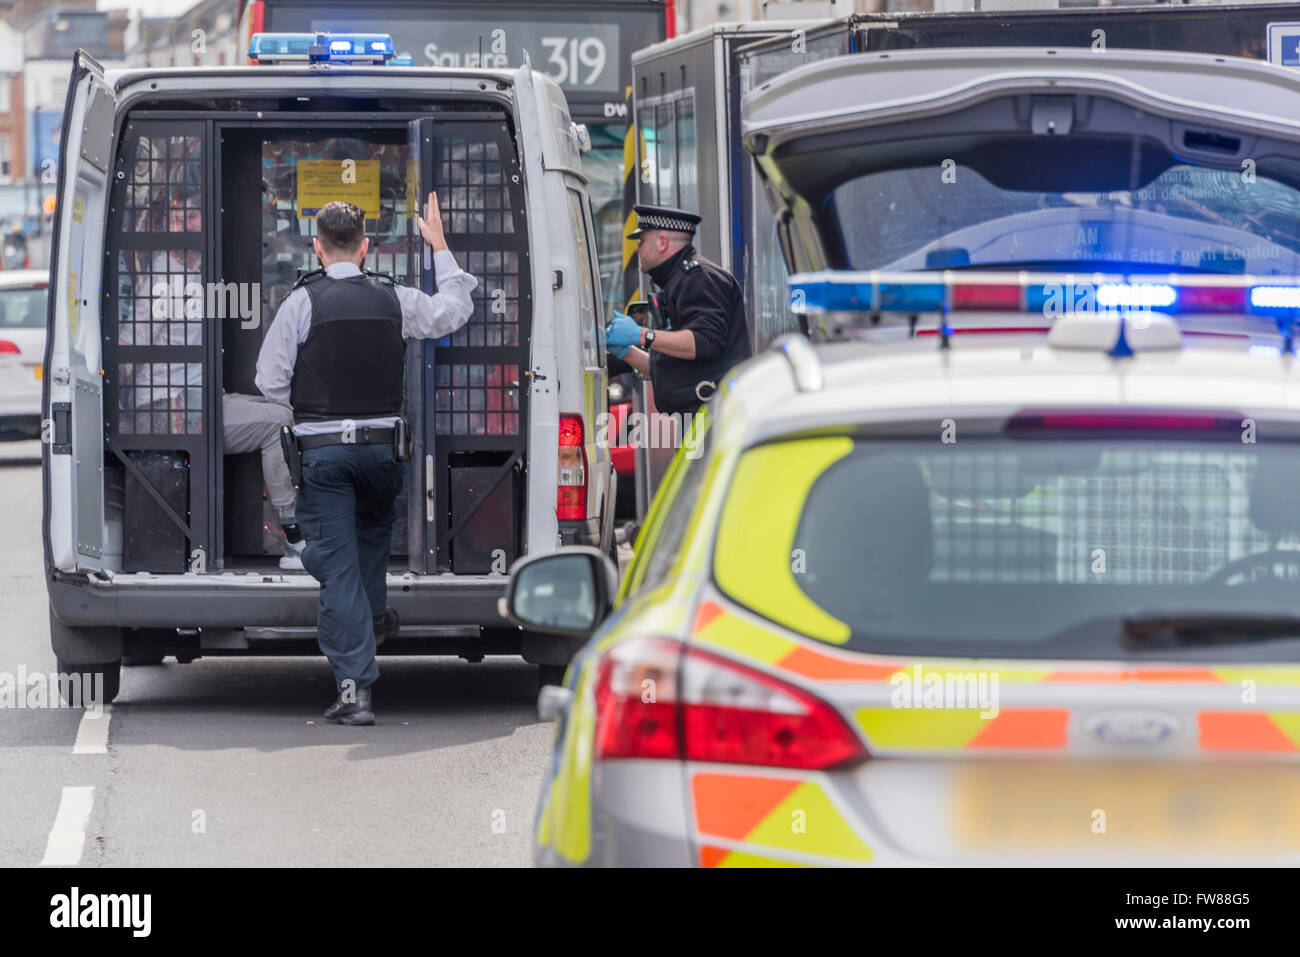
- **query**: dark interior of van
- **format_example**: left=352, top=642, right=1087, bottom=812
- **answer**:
left=102, top=100, right=532, bottom=576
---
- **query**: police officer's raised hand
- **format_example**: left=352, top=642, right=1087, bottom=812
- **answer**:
left=416, top=191, right=449, bottom=252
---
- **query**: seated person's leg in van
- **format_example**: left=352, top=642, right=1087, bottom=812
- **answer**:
left=296, top=446, right=381, bottom=696
left=221, top=392, right=304, bottom=566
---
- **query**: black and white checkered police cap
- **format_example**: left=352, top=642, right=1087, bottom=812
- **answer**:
left=626, top=204, right=702, bottom=239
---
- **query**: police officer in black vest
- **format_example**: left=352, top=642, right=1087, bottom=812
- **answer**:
left=606, top=204, right=751, bottom=415
left=255, top=196, right=477, bottom=725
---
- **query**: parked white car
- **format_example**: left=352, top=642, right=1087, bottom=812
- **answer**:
left=0, top=269, right=48, bottom=441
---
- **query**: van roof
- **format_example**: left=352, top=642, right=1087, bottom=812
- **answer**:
left=104, top=63, right=528, bottom=95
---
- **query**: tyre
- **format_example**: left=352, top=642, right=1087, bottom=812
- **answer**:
left=55, top=658, right=121, bottom=706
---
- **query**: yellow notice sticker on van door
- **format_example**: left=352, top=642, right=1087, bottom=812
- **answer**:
left=67, top=270, right=78, bottom=335
left=296, top=159, right=381, bottom=219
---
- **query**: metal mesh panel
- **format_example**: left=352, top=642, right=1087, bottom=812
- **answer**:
left=450, top=250, right=521, bottom=348
left=120, top=134, right=203, bottom=233
left=433, top=362, right=521, bottom=437
left=925, top=449, right=1279, bottom=585
left=437, top=137, right=515, bottom=235
left=106, top=120, right=212, bottom=560
left=429, top=122, right=529, bottom=443
left=111, top=130, right=205, bottom=438
left=424, top=118, right=530, bottom=571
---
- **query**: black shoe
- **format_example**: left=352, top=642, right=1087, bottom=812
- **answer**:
left=324, top=686, right=374, bottom=726
left=373, top=608, right=399, bottom=647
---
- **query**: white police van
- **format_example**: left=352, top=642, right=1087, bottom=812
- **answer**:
left=44, top=34, right=615, bottom=699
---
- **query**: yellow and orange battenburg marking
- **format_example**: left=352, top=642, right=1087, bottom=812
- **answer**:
left=692, top=597, right=1300, bottom=752
left=691, top=773, right=873, bottom=867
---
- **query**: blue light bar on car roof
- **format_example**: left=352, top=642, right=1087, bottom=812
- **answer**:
left=788, top=270, right=1300, bottom=322
left=248, top=32, right=396, bottom=65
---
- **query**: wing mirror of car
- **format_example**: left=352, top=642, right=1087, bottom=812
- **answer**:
left=501, top=546, right=619, bottom=638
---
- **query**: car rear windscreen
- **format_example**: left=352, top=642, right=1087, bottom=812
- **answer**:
left=0, top=287, right=48, bottom=329
left=714, top=435, right=1300, bottom=659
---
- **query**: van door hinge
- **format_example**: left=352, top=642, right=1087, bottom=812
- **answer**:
left=51, top=366, right=70, bottom=386
left=552, top=269, right=563, bottom=290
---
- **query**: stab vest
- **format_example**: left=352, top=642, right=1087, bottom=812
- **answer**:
left=290, top=273, right=406, bottom=423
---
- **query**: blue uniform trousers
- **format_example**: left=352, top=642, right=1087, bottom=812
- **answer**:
left=296, top=442, right=404, bottom=692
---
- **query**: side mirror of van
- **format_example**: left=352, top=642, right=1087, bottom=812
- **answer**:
left=500, top=546, right=619, bottom=638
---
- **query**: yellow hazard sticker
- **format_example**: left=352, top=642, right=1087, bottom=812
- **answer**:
left=67, top=271, right=78, bottom=335
left=406, top=157, right=417, bottom=225
left=72, top=197, right=85, bottom=224
left=296, top=159, right=381, bottom=219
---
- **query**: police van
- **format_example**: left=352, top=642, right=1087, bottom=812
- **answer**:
left=43, top=34, right=616, bottom=700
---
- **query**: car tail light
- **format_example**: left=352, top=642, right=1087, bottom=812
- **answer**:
left=0, top=340, right=19, bottom=356
left=593, top=636, right=868, bottom=770
left=557, top=413, right=587, bottom=521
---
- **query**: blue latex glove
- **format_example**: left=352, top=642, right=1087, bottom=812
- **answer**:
left=605, top=312, right=642, bottom=353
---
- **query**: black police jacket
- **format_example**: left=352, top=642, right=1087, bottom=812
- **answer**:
left=646, top=245, right=752, bottom=415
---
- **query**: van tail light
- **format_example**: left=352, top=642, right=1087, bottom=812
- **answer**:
left=593, top=636, right=868, bottom=770
left=557, top=413, right=587, bottom=521
left=0, top=340, right=19, bottom=356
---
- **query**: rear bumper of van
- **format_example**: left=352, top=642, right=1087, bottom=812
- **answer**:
left=48, top=572, right=509, bottom=630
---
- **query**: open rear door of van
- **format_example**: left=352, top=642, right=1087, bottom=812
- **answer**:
left=405, top=116, right=435, bottom=573
left=405, top=110, right=534, bottom=574
left=44, top=51, right=114, bottom=574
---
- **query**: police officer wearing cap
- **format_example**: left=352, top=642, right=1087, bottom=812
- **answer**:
left=607, top=204, right=751, bottom=414
left=255, top=195, right=477, bottom=725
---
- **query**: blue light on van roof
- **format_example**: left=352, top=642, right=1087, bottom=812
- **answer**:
left=248, top=32, right=396, bottom=65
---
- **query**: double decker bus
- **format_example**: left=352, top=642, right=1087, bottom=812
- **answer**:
left=238, top=0, right=671, bottom=314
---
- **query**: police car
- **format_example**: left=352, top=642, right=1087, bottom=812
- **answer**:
left=504, top=45, right=1300, bottom=866
left=44, top=34, right=616, bottom=699
left=511, top=291, right=1300, bottom=867
left=0, top=269, right=48, bottom=442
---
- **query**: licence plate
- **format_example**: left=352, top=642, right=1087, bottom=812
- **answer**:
left=954, top=761, right=1300, bottom=851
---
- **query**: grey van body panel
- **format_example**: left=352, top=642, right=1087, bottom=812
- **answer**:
left=513, top=65, right=562, bottom=557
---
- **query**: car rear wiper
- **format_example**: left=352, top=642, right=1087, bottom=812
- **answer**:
left=1122, top=614, right=1300, bottom=649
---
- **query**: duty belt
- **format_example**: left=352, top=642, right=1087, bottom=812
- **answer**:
left=297, top=427, right=396, bottom=451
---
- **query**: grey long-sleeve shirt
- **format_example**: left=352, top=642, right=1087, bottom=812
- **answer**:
left=255, top=253, right=477, bottom=435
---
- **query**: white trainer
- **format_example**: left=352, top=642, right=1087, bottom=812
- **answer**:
left=280, top=539, right=306, bottom=571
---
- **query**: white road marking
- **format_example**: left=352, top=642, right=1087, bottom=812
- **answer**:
left=73, top=704, right=112, bottom=755
left=40, top=786, right=95, bottom=866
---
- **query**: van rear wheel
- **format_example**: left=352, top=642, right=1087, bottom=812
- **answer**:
left=55, top=658, right=121, bottom=706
